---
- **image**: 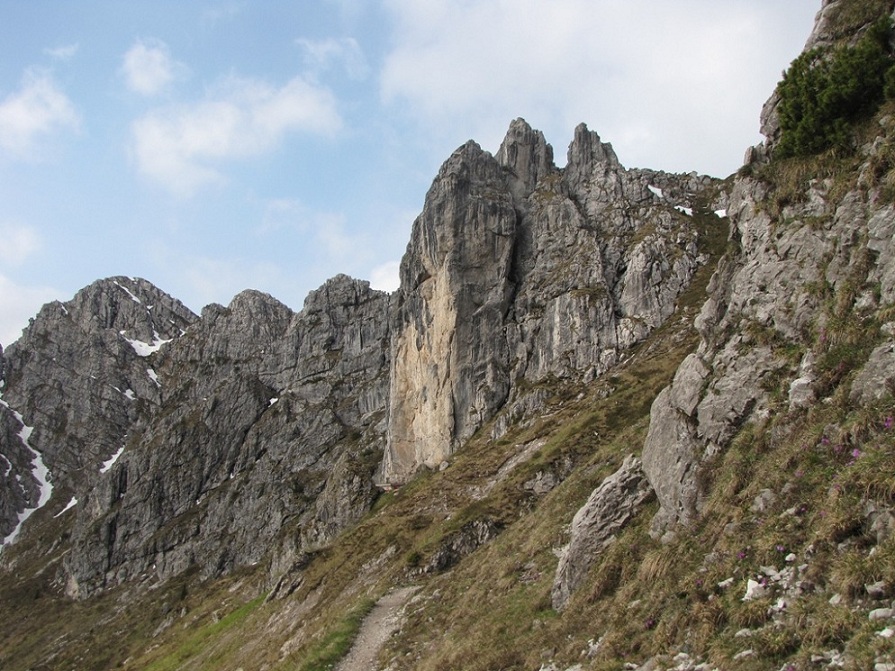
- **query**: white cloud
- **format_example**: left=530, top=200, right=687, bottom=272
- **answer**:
left=121, top=39, right=184, bottom=96
left=45, top=43, right=79, bottom=61
left=131, top=75, right=342, bottom=196
left=380, top=0, right=818, bottom=177
left=260, top=198, right=368, bottom=266
left=0, top=68, right=79, bottom=158
left=0, top=222, right=41, bottom=267
left=296, top=37, right=369, bottom=80
left=0, top=274, right=57, bottom=347
left=369, top=260, right=400, bottom=292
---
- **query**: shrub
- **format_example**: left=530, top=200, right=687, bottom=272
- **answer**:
left=776, top=18, right=895, bottom=158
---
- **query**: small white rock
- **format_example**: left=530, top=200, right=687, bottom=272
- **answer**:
left=742, top=579, right=768, bottom=601
left=869, top=608, right=894, bottom=621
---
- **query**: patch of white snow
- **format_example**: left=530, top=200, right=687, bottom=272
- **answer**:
left=147, top=368, right=161, bottom=387
left=114, top=280, right=142, bottom=304
left=0, top=403, right=53, bottom=547
left=714, top=208, right=727, bottom=218
left=675, top=205, right=693, bottom=216
left=54, top=496, right=78, bottom=517
left=123, top=388, right=136, bottom=401
left=121, top=330, right=172, bottom=357
left=100, top=445, right=125, bottom=474
left=648, top=185, right=664, bottom=198
left=269, top=397, right=279, bottom=406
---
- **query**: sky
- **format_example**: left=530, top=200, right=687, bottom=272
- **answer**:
left=0, top=0, right=821, bottom=347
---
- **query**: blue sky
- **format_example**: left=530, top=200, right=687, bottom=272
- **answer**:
left=0, top=0, right=819, bottom=346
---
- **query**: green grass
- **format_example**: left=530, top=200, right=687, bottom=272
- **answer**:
left=293, top=598, right=376, bottom=671
left=142, top=595, right=265, bottom=671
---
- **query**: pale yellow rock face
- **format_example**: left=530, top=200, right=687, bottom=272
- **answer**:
left=384, top=274, right=457, bottom=482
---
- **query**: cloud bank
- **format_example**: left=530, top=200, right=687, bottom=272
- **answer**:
left=380, top=0, right=808, bottom=176
left=131, top=74, right=343, bottom=196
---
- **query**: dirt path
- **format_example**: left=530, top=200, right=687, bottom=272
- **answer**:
left=335, top=586, right=419, bottom=671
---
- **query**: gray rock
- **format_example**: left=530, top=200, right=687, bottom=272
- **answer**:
left=641, top=37, right=895, bottom=536
left=0, top=277, right=197, bottom=541
left=383, top=119, right=717, bottom=484
left=642, top=387, right=702, bottom=535
left=63, top=275, right=392, bottom=597
left=551, top=455, right=653, bottom=610
left=851, top=342, right=895, bottom=405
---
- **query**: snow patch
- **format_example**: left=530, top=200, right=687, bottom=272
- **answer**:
left=121, top=330, right=172, bottom=357
left=54, top=496, right=78, bottom=517
left=714, top=208, right=727, bottom=218
left=269, top=397, right=279, bottom=406
left=0, top=400, right=53, bottom=547
left=147, top=368, right=160, bottom=387
left=114, top=280, right=142, bottom=304
left=100, top=445, right=125, bottom=474
left=675, top=205, right=693, bottom=216
left=648, top=185, right=664, bottom=198
left=123, top=388, right=136, bottom=401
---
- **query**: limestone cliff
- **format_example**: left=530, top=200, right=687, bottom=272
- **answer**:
left=63, top=275, right=390, bottom=596
left=383, top=118, right=719, bottom=483
left=0, top=277, right=196, bottom=541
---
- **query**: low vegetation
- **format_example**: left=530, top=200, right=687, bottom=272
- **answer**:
left=777, top=16, right=895, bottom=158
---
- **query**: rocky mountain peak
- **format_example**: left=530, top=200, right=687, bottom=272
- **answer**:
left=303, top=273, right=383, bottom=312
left=0, top=277, right=198, bottom=546
left=566, top=122, right=619, bottom=172
left=496, top=117, right=555, bottom=199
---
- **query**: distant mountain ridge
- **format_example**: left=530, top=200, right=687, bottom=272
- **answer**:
left=2, top=113, right=718, bottom=596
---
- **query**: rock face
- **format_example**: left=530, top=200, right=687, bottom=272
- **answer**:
left=0, top=277, right=197, bottom=542
left=3, top=117, right=717, bottom=594
left=552, top=455, right=653, bottom=610
left=63, top=275, right=390, bottom=596
left=641, top=6, right=895, bottom=536
left=383, top=118, right=718, bottom=483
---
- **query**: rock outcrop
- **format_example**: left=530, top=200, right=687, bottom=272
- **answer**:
left=383, top=118, right=719, bottom=483
left=63, top=275, right=391, bottom=596
left=552, top=455, right=653, bottom=610
left=642, top=7, right=895, bottom=536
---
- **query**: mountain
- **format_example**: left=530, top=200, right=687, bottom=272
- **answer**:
left=2, top=1, right=895, bottom=669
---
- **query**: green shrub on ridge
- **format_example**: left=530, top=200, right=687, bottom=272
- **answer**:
left=777, top=17, right=895, bottom=158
